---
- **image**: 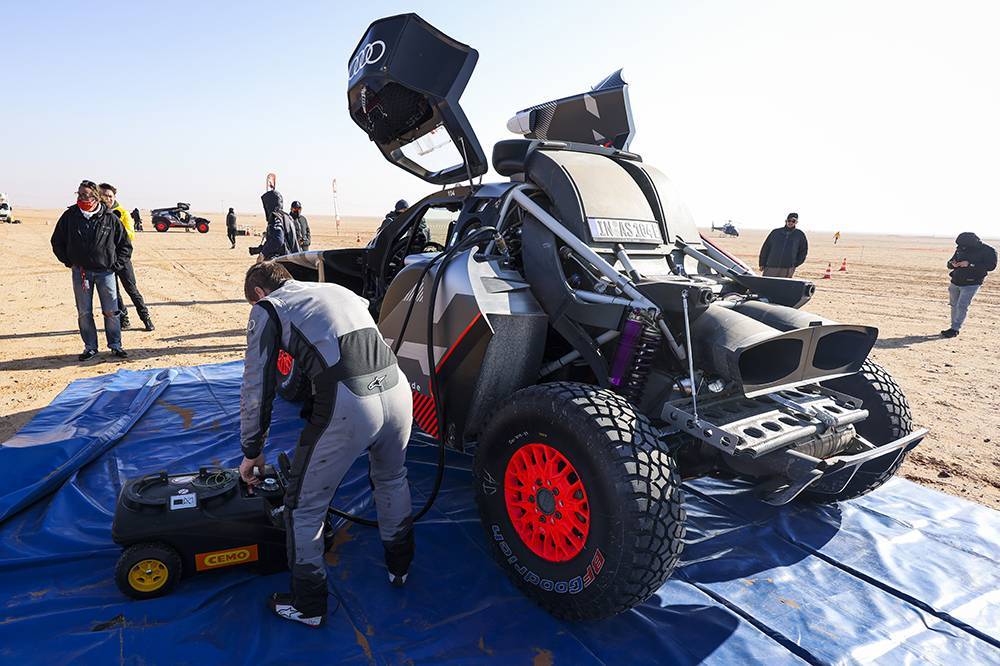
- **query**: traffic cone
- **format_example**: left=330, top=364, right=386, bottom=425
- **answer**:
left=821, top=263, right=832, bottom=279
left=838, top=258, right=847, bottom=272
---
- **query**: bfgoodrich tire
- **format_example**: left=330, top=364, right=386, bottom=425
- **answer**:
left=154, top=219, right=170, bottom=232
left=196, top=219, right=210, bottom=233
left=276, top=350, right=309, bottom=402
left=473, top=382, right=686, bottom=620
left=804, top=360, right=914, bottom=503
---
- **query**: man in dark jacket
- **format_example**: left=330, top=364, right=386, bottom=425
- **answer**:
left=941, top=232, right=996, bottom=338
left=290, top=201, right=311, bottom=251
left=255, top=190, right=300, bottom=259
left=226, top=207, right=238, bottom=249
left=758, top=212, right=809, bottom=277
left=51, top=180, right=132, bottom=360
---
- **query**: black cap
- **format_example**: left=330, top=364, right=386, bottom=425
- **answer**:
left=290, top=201, right=302, bottom=209
left=395, top=199, right=409, bottom=211
left=787, top=212, right=798, bottom=220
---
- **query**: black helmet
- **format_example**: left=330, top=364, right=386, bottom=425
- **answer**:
left=290, top=200, right=302, bottom=209
left=394, top=199, right=408, bottom=212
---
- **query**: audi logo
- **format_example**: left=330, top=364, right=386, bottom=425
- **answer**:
left=348, top=40, right=387, bottom=80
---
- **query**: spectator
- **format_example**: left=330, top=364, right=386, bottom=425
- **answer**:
left=227, top=207, right=238, bottom=249
left=941, top=232, right=996, bottom=338
left=50, top=180, right=131, bottom=360
left=100, top=183, right=154, bottom=331
left=254, top=189, right=300, bottom=259
left=290, top=201, right=311, bottom=251
left=758, top=212, right=808, bottom=278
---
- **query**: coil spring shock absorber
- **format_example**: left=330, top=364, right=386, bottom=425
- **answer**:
left=609, top=310, right=662, bottom=403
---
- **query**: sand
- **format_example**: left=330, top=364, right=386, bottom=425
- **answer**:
left=1, top=209, right=997, bottom=508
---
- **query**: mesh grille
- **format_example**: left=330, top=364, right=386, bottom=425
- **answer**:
left=353, top=83, right=433, bottom=145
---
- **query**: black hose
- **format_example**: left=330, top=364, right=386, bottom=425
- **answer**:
left=330, top=227, right=498, bottom=527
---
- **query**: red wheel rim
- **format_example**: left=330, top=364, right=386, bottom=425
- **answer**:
left=504, top=442, right=590, bottom=562
left=276, top=350, right=293, bottom=376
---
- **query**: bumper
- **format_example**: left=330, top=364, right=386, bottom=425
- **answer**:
left=758, top=428, right=928, bottom=505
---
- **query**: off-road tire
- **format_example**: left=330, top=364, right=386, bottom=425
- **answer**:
left=196, top=220, right=210, bottom=234
left=115, top=542, right=182, bottom=600
left=473, top=382, right=686, bottom=620
left=276, top=351, right=309, bottom=402
left=804, top=359, right=913, bottom=503
left=154, top=220, right=169, bottom=233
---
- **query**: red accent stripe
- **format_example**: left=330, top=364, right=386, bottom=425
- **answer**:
left=435, top=313, right=483, bottom=373
left=414, top=395, right=434, bottom=422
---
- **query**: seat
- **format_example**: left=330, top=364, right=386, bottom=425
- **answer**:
left=492, top=139, right=535, bottom=177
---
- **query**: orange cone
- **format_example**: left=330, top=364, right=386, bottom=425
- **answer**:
left=821, top=263, right=832, bottom=279
left=838, top=258, right=847, bottom=272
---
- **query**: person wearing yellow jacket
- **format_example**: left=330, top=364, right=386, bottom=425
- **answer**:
left=100, top=183, right=154, bottom=331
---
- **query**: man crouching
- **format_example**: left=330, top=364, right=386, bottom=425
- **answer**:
left=238, top=261, right=415, bottom=627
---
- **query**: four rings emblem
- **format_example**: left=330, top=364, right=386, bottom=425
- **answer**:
left=349, top=40, right=386, bottom=80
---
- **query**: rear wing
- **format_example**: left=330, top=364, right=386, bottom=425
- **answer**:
left=347, top=13, right=487, bottom=185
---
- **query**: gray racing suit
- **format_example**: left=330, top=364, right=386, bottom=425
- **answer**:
left=240, top=279, right=414, bottom=615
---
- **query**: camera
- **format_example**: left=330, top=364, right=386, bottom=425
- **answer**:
left=249, top=245, right=262, bottom=256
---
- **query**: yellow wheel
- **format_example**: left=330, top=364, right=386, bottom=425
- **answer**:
left=115, top=543, right=182, bottom=599
left=128, top=558, right=169, bottom=592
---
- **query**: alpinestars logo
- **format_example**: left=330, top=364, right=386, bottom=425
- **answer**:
left=368, top=375, right=387, bottom=391
left=348, top=40, right=387, bottom=80
left=274, top=605, right=322, bottom=627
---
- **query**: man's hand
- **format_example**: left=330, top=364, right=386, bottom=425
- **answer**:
left=955, top=260, right=970, bottom=268
left=239, top=454, right=266, bottom=490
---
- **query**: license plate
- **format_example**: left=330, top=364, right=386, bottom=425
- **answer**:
left=587, top=218, right=663, bottom=244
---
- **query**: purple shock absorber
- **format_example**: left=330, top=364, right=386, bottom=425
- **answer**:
left=609, top=310, right=645, bottom=387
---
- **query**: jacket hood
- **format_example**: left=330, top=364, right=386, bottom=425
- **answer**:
left=956, top=232, right=980, bottom=247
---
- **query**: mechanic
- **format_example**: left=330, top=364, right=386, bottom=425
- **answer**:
left=226, top=207, right=238, bottom=249
left=51, top=180, right=131, bottom=360
left=290, top=201, right=311, bottom=251
left=99, top=183, right=154, bottom=331
left=758, top=212, right=809, bottom=278
left=255, top=189, right=300, bottom=259
left=238, top=261, right=415, bottom=627
left=373, top=199, right=430, bottom=253
left=941, top=231, right=996, bottom=338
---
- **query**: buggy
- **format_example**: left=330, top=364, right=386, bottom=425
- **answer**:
left=150, top=202, right=210, bottom=233
left=273, top=14, right=926, bottom=620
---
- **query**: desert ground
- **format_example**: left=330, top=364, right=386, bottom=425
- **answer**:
left=1, top=209, right=997, bottom=508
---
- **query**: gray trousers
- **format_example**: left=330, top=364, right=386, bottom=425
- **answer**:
left=949, top=283, right=981, bottom=330
left=285, top=371, right=413, bottom=615
left=762, top=266, right=796, bottom=278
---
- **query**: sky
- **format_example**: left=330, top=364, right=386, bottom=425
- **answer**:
left=3, top=0, right=999, bottom=237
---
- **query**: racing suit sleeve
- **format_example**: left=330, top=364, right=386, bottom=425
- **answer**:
left=795, top=230, right=809, bottom=267
left=240, top=302, right=281, bottom=458
left=261, top=216, right=286, bottom=258
left=51, top=211, right=71, bottom=267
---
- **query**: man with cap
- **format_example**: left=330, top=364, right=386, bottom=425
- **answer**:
left=290, top=201, right=311, bottom=251
left=941, top=232, right=996, bottom=338
left=758, top=212, right=809, bottom=278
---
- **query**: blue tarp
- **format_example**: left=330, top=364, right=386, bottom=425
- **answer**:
left=1, top=361, right=998, bottom=665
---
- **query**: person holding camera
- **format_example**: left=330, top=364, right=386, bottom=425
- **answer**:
left=941, top=232, right=996, bottom=338
left=251, top=189, right=300, bottom=259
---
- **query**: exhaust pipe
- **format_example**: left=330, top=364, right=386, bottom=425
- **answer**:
left=691, top=303, right=877, bottom=397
